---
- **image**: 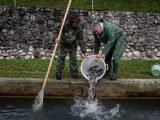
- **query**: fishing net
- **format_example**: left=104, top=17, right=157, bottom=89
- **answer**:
left=32, top=89, right=44, bottom=111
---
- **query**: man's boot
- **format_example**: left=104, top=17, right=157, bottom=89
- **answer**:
left=110, top=60, right=118, bottom=81
left=110, top=73, right=117, bottom=80
left=56, top=72, right=62, bottom=80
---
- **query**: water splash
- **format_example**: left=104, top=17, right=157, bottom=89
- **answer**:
left=71, top=66, right=121, bottom=120
left=71, top=98, right=121, bottom=120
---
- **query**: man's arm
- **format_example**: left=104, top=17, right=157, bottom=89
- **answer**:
left=93, top=33, right=101, bottom=54
left=77, top=29, right=87, bottom=53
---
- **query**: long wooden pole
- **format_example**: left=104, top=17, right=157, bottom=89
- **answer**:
left=42, top=0, right=72, bottom=89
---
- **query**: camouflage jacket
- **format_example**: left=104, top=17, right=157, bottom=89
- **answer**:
left=59, top=24, right=86, bottom=53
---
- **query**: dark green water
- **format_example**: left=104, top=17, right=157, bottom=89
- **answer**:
left=0, top=98, right=160, bottom=120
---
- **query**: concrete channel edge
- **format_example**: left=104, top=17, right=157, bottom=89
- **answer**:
left=0, top=78, right=160, bottom=98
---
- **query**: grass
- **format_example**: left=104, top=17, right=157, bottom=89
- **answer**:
left=0, top=0, right=160, bottom=12
left=0, top=59, right=160, bottom=79
left=119, top=60, right=160, bottom=79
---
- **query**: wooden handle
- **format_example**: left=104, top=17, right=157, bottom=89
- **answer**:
left=42, top=0, right=72, bottom=89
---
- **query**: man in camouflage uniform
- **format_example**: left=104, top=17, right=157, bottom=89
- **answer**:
left=55, top=14, right=88, bottom=80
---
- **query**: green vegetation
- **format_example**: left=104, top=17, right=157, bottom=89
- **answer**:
left=0, top=0, right=160, bottom=12
left=0, top=59, right=160, bottom=79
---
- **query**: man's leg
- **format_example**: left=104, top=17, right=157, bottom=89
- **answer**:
left=56, top=47, right=68, bottom=80
left=104, top=51, right=112, bottom=78
left=110, top=37, right=125, bottom=80
left=69, top=49, right=78, bottom=79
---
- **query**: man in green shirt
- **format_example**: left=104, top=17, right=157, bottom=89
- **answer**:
left=92, top=19, right=126, bottom=80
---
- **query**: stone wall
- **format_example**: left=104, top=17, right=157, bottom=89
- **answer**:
left=0, top=6, right=160, bottom=59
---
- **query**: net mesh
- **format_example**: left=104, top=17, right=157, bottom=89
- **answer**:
left=32, top=89, right=44, bottom=111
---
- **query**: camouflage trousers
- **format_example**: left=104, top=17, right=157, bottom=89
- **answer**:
left=56, top=45, right=78, bottom=76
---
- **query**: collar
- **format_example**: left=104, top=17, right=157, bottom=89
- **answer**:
left=99, top=22, right=104, bottom=31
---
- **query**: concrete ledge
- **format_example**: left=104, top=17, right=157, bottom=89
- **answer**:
left=0, top=78, right=160, bottom=98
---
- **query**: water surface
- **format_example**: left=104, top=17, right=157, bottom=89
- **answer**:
left=0, top=98, right=160, bottom=120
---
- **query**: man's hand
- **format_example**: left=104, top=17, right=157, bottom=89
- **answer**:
left=81, top=53, right=89, bottom=58
left=55, top=38, right=60, bottom=45
left=96, top=51, right=104, bottom=58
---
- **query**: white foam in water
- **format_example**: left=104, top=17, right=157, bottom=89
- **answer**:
left=71, top=98, right=121, bottom=120
left=71, top=66, right=121, bottom=120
